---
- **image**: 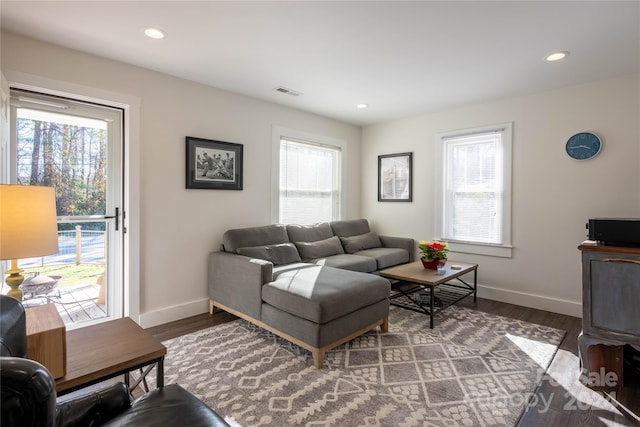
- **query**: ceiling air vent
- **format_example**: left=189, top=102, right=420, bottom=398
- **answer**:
left=274, top=86, right=302, bottom=97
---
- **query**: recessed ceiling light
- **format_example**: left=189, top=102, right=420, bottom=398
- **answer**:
left=356, top=103, right=368, bottom=109
left=545, top=51, right=569, bottom=62
left=144, top=27, right=167, bottom=39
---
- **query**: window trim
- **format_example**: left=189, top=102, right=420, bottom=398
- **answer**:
left=434, top=122, right=513, bottom=258
left=271, top=125, right=347, bottom=224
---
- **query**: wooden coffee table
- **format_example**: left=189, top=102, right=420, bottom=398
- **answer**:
left=379, top=261, right=478, bottom=328
left=56, top=317, right=166, bottom=396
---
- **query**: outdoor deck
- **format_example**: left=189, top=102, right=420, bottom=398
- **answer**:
left=10, top=225, right=109, bottom=326
left=21, top=284, right=106, bottom=325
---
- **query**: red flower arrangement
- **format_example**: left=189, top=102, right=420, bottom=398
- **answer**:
left=418, top=240, right=449, bottom=262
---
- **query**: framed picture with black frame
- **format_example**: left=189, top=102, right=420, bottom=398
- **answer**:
left=378, top=152, right=412, bottom=202
left=186, top=136, right=243, bottom=190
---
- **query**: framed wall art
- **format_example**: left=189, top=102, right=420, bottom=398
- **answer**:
left=378, top=152, right=412, bottom=202
left=186, top=136, right=243, bottom=190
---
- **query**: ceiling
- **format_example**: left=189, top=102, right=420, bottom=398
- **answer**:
left=2, top=1, right=639, bottom=126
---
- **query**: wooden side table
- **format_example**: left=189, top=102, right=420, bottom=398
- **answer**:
left=25, top=304, right=67, bottom=379
left=56, top=317, right=166, bottom=396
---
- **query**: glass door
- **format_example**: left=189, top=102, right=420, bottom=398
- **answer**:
left=9, top=89, right=124, bottom=328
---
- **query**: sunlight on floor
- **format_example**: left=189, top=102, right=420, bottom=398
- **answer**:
left=507, top=333, right=638, bottom=425
left=545, top=349, right=620, bottom=412
left=506, top=333, right=559, bottom=368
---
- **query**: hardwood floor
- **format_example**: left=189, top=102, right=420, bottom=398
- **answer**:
left=145, top=298, right=640, bottom=427
left=453, top=299, right=640, bottom=427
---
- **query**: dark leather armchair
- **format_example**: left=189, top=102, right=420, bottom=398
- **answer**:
left=0, top=296, right=230, bottom=427
left=0, top=294, right=27, bottom=358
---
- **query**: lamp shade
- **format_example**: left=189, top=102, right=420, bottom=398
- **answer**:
left=0, top=185, right=59, bottom=260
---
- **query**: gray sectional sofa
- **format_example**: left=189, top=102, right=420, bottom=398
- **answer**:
left=208, top=219, right=414, bottom=367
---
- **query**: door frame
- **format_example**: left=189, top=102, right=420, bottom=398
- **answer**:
left=4, top=70, right=141, bottom=324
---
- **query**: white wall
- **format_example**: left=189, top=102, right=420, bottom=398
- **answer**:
left=1, top=32, right=362, bottom=326
left=362, top=74, right=640, bottom=317
left=4, top=31, right=639, bottom=323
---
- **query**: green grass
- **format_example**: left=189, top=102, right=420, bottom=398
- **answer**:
left=21, top=264, right=104, bottom=288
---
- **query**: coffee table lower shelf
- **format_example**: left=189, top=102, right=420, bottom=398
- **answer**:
left=390, top=282, right=475, bottom=319
left=380, top=261, right=478, bottom=329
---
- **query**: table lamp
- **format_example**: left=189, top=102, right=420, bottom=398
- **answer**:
left=0, top=185, right=59, bottom=300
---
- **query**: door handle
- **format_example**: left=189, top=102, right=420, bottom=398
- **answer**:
left=104, top=207, right=119, bottom=231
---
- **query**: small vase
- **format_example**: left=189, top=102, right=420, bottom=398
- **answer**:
left=421, top=259, right=446, bottom=270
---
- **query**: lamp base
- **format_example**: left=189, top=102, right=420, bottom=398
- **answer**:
left=4, top=267, right=24, bottom=301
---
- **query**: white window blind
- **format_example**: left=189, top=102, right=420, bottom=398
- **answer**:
left=437, top=123, right=512, bottom=257
left=279, top=138, right=341, bottom=224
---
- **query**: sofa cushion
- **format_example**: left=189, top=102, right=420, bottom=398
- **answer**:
left=294, top=236, right=344, bottom=260
left=354, top=247, right=410, bottom=269
left=330, top=219, right=371, bottom=237
left=263, top=265, right=390, bottom=324
left=286, top=222, right=334, bottom=242
left=223, top=224, right=289, bottom=253
left=315, top=254, right=377, bottom=273
left=272, top=262, right=316, bottom=275
left=339, top=231, right=382, bottom=254
left=262, top=298, right=389, bottom=348
left=236, top=243, right=302, bottom=266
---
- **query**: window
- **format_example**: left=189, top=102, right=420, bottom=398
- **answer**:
left=271, top=126, right=345, bottom=224
left=435, top=123, right=512, bottom=257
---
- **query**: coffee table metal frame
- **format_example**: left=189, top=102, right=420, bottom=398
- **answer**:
left=380, top=261, right=478, bottom=329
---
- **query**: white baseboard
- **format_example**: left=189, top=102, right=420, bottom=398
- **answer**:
left=478, top=284, right=582, bottom=318
left=138, top=297, right=210, bottom=328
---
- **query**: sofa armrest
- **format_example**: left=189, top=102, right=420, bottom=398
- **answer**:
left=0, top=295, right=27, bottom=357
left=102, top=384, right=230, bottom=427
left=56, top=382, right=131, bottom=427
left=379, top=235, right=416, bottom=262
left=208, top=251, right=273, bottom=320
left=1, top=357, right=57, bottom=426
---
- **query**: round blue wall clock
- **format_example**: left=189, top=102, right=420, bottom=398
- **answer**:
left=565, top=132, right=602, bottom=160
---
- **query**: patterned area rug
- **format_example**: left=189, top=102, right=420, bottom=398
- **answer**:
left=159, top=306, right=565, bottom=426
